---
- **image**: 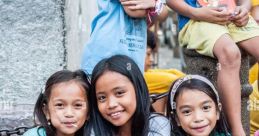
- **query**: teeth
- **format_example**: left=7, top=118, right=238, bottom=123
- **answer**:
left=111, top=111, right=121, bottom=118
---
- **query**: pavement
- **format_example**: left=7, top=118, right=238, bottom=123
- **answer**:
left=157, top=45, right=183, bottom=71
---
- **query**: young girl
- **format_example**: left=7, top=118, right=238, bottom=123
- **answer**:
left=167, top=75, right=230, bottom=136
left=23, top=70, right=91, bottom=136
left=167, top=0, right=259, bottom=134
left=84, top=55, right=171, bottom=136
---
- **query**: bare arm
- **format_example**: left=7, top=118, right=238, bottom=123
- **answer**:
left=230, top=0, right=251, bottom=26
left=166, top=0, right=232, bottom=25
left=122, top=6, right=147, bottom=18
left=236, top=0, right=251, bottom=10
left=120, top=0, right=169, bottom=20
left=156, top=5, right=169, bottom=22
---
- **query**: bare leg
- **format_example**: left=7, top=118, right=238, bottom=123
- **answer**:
left=213, top=34, right=245, bottom=135
left=238, top=36, right=259, bottom=61
left=238, top=36, right=259, bottom=93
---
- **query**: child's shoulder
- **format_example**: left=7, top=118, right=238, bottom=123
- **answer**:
left=149, top=113, right=169, bottom=123
left=22, top=126, right=46, bottom=136
left=149, top=113, right=171, bottom=136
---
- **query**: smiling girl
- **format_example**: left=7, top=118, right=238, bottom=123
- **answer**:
left=23, top=70, right=91, bottom=136
left=167, top=75, right=230, bottom=136
left=85, top=55, right=171, bottom=136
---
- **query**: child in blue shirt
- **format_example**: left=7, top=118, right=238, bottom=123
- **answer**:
left=81, top=0, right=167, bottom=75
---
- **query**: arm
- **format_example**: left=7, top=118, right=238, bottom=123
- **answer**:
left=120, top=0, right=156, bottom=18
left=156, top=5, right=169, bottom=22
left=166, top=0, right=231, bottom=25
left=230, top=0, right=250, bottom=26
left=122, top=6, right=147, bottom=18
left=237, top=0, right=251, bottom=10
left=120, top=0, right=168, bottom=20
left=251, top=6, right=259, bottom=24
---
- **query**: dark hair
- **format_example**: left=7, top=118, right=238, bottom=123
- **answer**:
left=147, top=30, right=157, bottom=50
left=33, top=69, right=91, bottom=136
left=167, top=77, right=230, bottom=136
left=85, top=55, right=151, bottom=136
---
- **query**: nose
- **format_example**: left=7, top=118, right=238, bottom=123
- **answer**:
left=64, top=106, right=74, bottom=118
left=108, top=96, right=118, bottom=109
left=193, top=110, right=204, bottom=123
left=150, top=54, right=154, bottom=62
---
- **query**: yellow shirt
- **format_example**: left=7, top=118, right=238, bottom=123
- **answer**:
left=250, top=81, right=259, bottom=135
left=252, top=0, right=259, bottom=6
left=249, top=63, right=258, bottom=84
left=144, top=69, right=185, bottom=94
left=249, top=63, right=259, bottom=135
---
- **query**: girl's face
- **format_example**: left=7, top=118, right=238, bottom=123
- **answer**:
left=95, top=71, right=137, bottom=128
left=175, top=89, right=219, bottom=136
left=144, top=47, right=154, bottom=71
left=45, top=81, right=88, bottom=136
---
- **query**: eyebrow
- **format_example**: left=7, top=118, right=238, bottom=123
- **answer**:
left=178, top=100, right=213, bottom=110
left=53, top=98, right=86, bottom=102
left=96, top=86, right=125, bottom=94
left=202, top=100, right=213, bottom=104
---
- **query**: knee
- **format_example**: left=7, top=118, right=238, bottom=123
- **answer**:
left=217, top=45, right=241, bottom=67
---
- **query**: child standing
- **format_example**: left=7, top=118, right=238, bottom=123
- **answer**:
left=167, top=75, right=230, bottom=136
left=81, top=0, right=167, bottom=75
left=85, top=55, right=171, bottom=136
left=167, top=0, right=259, bottom=135
left=23, top=70, right=91, bottom=136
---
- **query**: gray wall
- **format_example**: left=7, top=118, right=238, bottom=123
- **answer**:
left=65, top=0, right=98, bottom=70
left=0, top=0, right=98, bottom=129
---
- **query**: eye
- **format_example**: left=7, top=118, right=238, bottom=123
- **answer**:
left=182, top=109, right=191, bottom=116
left=202, top=105, right=211, bottom=111
left=97, top=95, right=106, bottom=103
left=55, top=103, right=64, bottom=109
left=74, top=102, right=85, bottom=109
left=115, top=90, right=125, bottom=97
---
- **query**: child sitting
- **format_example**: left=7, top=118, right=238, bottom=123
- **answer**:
left=167, top=0, right=259, bottom=134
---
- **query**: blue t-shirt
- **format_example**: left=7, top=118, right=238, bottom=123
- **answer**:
left=22, top=127, right=46, bottom=136
left=81, top=0, right=147, bottom=74
left=178, top=0, right=198, bottom=30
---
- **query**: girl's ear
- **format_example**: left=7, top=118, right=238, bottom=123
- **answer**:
left=43, top=103, right=50, bottom=120
left=217, top=103, right=222, bottom=120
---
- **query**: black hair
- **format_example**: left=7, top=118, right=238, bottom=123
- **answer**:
left=167, top=77, right=230, bottom=136
left=85, top=55, right=152, bottom=136
left=33, top=69, right=91, bottom=136
left=147, top=30, right=157, bottom=50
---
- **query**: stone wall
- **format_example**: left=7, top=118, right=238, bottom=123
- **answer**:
left=0, top=0, right=98, bottom=129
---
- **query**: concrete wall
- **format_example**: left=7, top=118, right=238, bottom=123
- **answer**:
left=65, top=0, right=98, bottom=70
left=0, top=0, right=98, bottom=129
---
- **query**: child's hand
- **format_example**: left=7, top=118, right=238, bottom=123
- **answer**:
left=192, top=6, right=231, bottom=25
left=120, top=0, right=156, bottom=10
left=230, top=6, right=249, bottom=27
